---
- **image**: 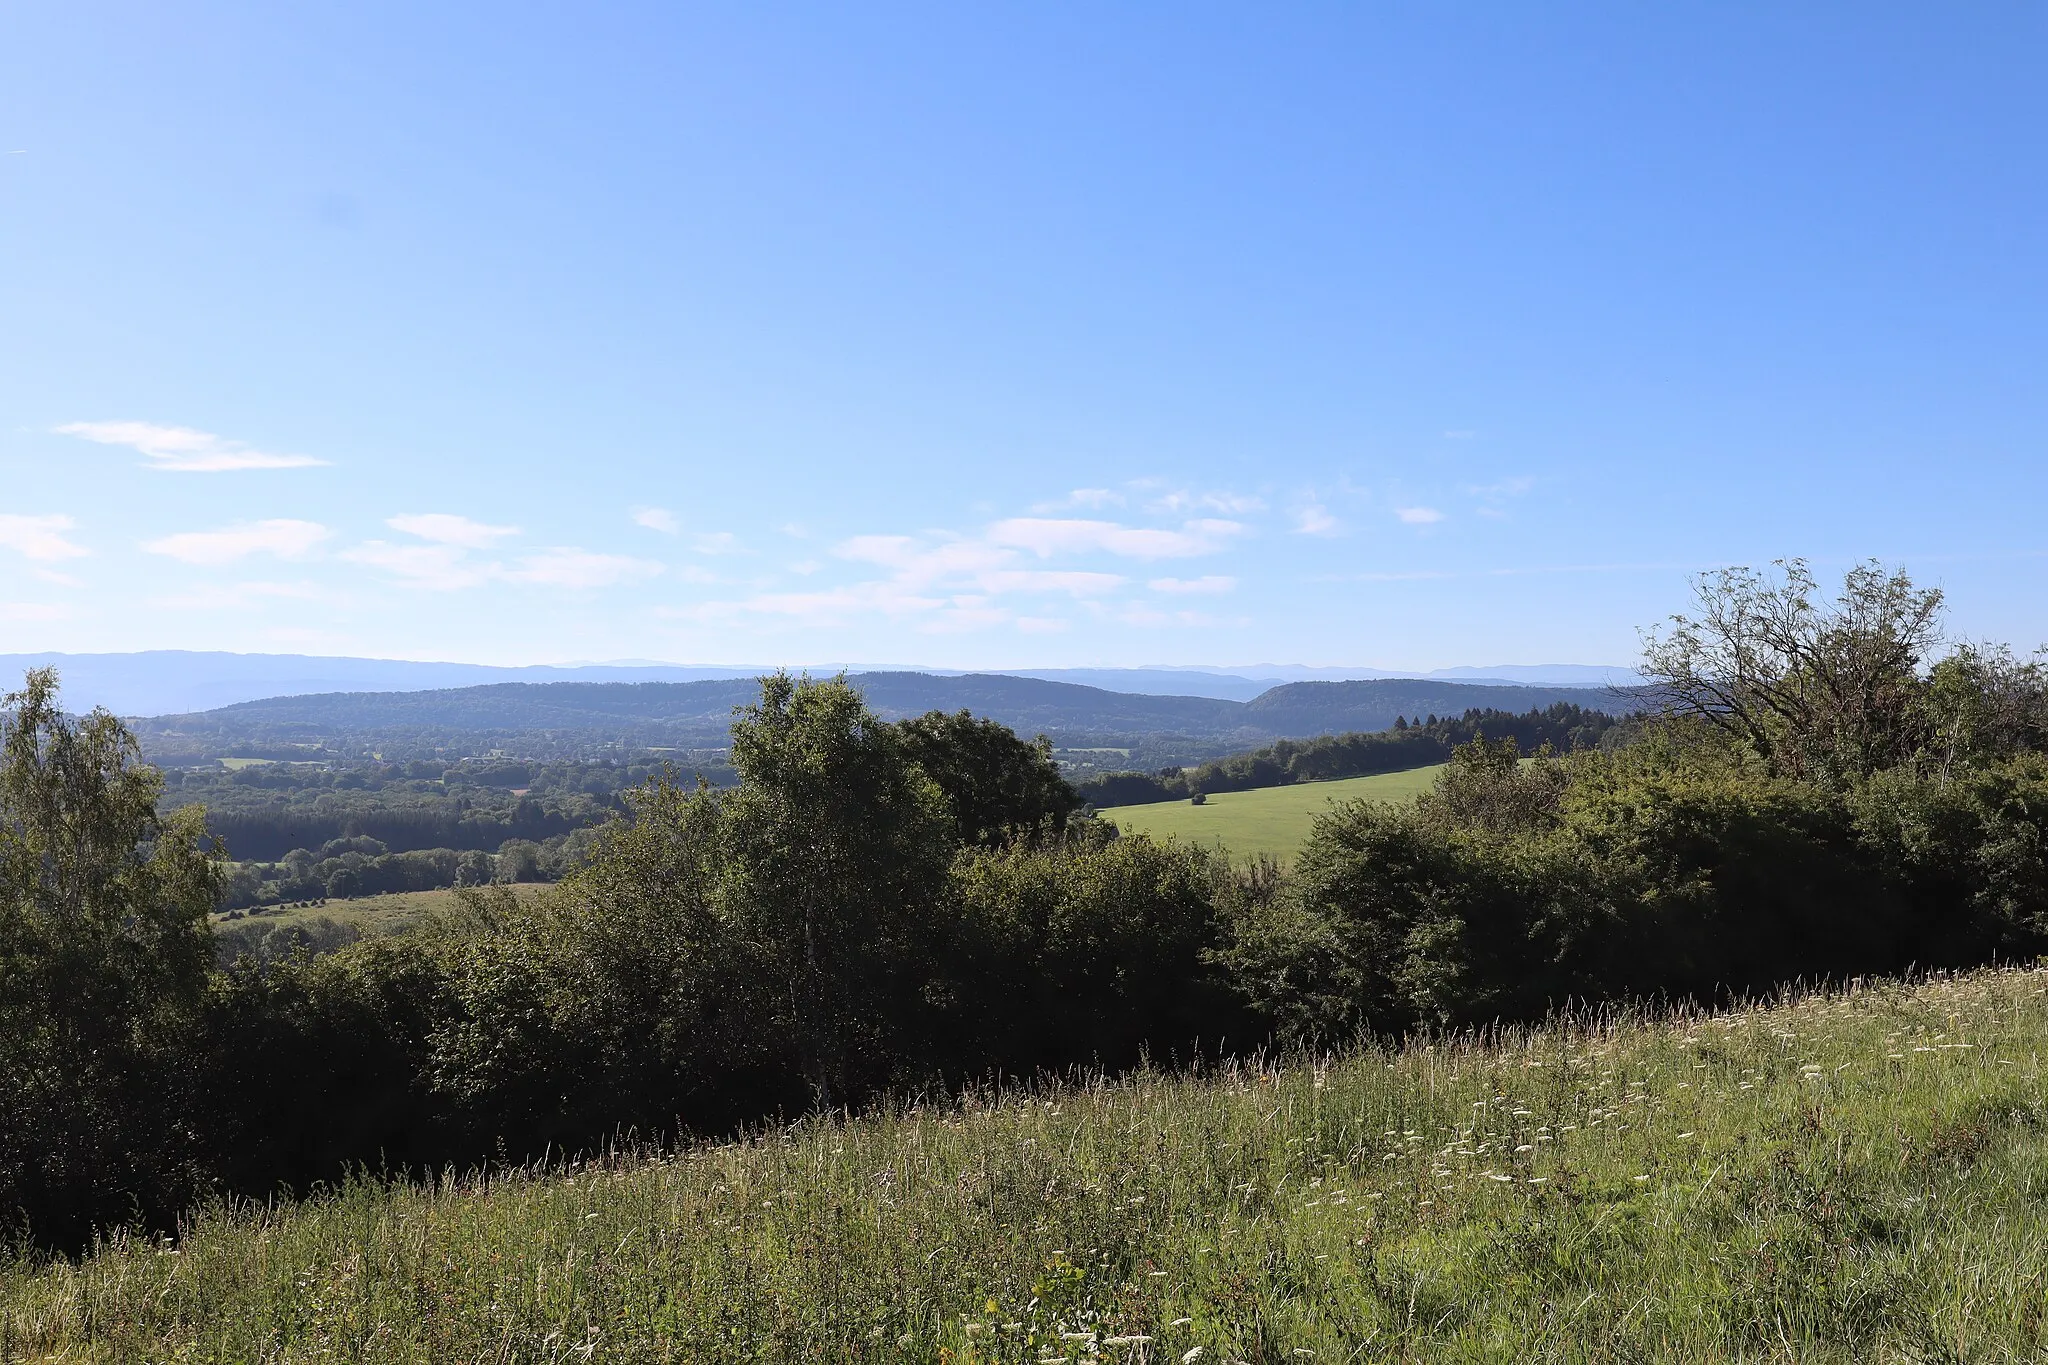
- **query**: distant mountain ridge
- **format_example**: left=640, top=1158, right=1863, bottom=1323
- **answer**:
left=0, top=650, right=1645, bottom=717
left=129, top=671, right=1645, bottom=764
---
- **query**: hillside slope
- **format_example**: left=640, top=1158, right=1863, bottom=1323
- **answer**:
left=8, top=968, right=2039, bottom=1361
left=133, top=673, right=1635, bottom=762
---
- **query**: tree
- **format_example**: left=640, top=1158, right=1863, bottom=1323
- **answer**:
left=495, top=837, right=544, bottom=883
left=0, top=669, right=224, bottom=1244
left=1640, top=559, right=1945, bottom=784
left=722, top=674, right=953, bottom=1108
left=894, top=708, right=1081, bottom=848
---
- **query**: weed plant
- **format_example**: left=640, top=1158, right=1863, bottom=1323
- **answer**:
left=7, top=968, right=2048, bottom=1362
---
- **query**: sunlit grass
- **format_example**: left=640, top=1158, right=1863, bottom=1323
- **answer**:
left=210, top=884, right=547, bottom=938
left=8, top=968, right=2048, bottom=1362
left=1103, top=766, right=1444, bottom=864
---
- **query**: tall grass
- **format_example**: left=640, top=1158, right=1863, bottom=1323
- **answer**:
left=8, top=969, right=2048, bottom=1362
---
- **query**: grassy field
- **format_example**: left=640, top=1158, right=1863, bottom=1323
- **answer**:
left=211, top=885, right=547, bottom=939
left=10, top=967, right=2048, bottom=1361
left=1104, top=765, right=1444, bottom=863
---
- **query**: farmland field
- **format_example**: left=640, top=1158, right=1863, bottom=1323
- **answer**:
left=210, top=885, right=546, bottom=940
left=9, top=967, right=2048, bottom=1361
left=1103, top=764, right=1444, bottom=862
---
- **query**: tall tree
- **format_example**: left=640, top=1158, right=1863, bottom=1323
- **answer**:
left=894, top=708, right=1081, bottom=848
left=722, top=673, right=952, bottom=1108
left=0, top=669, right=224, bottom=1244
left=1640, top=560, right=1945, bottom=784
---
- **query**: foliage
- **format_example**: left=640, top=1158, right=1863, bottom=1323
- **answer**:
left=157, top=759, right=633, bottom=862
left=895, top=708, right=1082, bottom=847
left=1078, top=702, right=1615, bottom=807
left=1641, top=559, right=1948, bottom=784
left=0, top=670, right=225, bottom=1246
left=11, top=971, right=2048, bottom=1362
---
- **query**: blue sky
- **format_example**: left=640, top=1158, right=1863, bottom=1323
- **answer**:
left=2, top=3, right=2043, bottom=669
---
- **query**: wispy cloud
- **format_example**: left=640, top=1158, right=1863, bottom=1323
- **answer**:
left=693, top=531, right=739, bottom=555
left=1396, top=506, right=1444, bottom=525
left=58, top=421, right=327, bottom=472
left=1147, top=489, right=1265, bottom=515
left=0, top=602, right=69, bottom=622
left=1295, top=506, right=1340, bottom=536
left=347, top=516, right=659, bottom=593
left=342, top=540, right=491, bottom=591
left=986, top=517, right=1242, bottom=560
left=504, top=549, right=664, bottom=589
left=1149, top=575, right=1237, bottom=595
left=145, top=519, right=332, bottom=565
left=386, top=513, right=520, bottom=548
left=632, top=507, right=680, bottom=535
left=157, top=580, right=327, bottom=611
left=1031, top=488, right=1125, bottom=513
left=0, top=514, right=88, bottom=561
left=680, top=500, right=1244, bottom=635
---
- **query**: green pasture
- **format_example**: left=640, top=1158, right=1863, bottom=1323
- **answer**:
left=1103, top=764, right=1444, bottom=862
left=211, top=885, right=544, bottom=939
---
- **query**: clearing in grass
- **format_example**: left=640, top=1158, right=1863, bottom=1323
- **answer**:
left=10, top=966, right=2046, bottom=1362
left=1104, top=764, right=1443, bottom=862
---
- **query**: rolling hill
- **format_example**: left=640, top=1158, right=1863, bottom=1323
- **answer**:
left=130, top=672, right=1639, bottom=764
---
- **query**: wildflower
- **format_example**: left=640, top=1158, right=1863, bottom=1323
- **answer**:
left=1184, top=1349, right=1206, bottom=1363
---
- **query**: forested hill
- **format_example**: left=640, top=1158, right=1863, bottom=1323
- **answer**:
left=132, top=672, right=1637, bottom=763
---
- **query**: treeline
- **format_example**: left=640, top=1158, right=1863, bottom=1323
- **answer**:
left=215, top=829, right=598, bottom=911
left=158, top=757, right=726, bottom=862
left=8, top=562, right=2048, bottom=1253
left=1078, top=703, right=1616, bottom=806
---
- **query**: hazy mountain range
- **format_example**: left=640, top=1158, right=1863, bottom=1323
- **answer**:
left=130, top=671, right=1644, bottom=767
left=0, top=651, right=1646, bottom=718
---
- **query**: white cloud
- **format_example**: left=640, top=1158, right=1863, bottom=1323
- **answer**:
left=387, top=513, right=520, bottom=548
left=977, top=570, right=1126, bottom=596
left=157, top=580, right=326, bottom=611
left=0, top=514, right=88, bottom=561
left=632, top=507, right=680, bottom=535
left=1149, top=575, right=1237, bottom=595
left=342, top=540, right=491, bottom=591
left=693, top=531, right=739, bottom=555
left=0, top=602, right=69, bottom=622
left=145, top=519, right=332, bottom=565
left=986, top=517, right=1241, bottom=560
left=1032, top=488, right=1125, bottom=512
left=504, top=549, right=664, bottom=590
left=32, top=568, right=83, bottom=587
left=1148, top=490, right=1266, bottom=515
left=676, top=580, right=946, bottom=623
left=1467, top=476, right=1535, bottom=499
left=681, top=497, right=1244, bottom=635
left=1295, top=506, right=1340, bottom=536
left=1396, top=506, right=1444, bottom=525
left=58, top=420, right=327, bottom=472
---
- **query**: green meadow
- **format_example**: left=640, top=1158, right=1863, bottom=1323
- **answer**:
left=9, top=967, right=2048, bottom=1362
left=210, top=885, right=545, bottom=938
left=1103, top=765, right=1444, bottom=863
